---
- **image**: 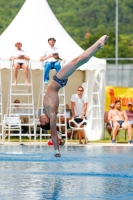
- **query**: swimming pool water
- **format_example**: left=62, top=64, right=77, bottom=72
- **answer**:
left=0, top=145, right=133, bottom=200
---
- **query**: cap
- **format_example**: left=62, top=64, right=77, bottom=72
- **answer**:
left=15, top=40, right=22, bottom=47
left=127, top=102, right=133, bottom=106
left=48, top=36, right=56, bottom=41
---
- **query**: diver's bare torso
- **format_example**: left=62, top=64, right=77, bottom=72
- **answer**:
left=44, top=80, right=61, bottom=118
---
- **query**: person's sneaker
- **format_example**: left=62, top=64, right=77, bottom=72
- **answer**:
left=112, top=139, right=116, bottom=143
left=128, top=140, right=133, bottom=144
left=44, top=80, right=48, bottom=85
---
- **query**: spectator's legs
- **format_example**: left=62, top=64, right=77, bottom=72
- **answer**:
left=54, top=61, right=61, bottom=73
left=78, top=130, right=87, bottom=144
left=44, top=62, right=52, bottom=82
left=83, top=130, right=87, bottom=144
left=78, top=130, right=82, bottom=144
left=22, top=64, right=31, bottom=86
left=12, top=64, right=21, bottom=86
left=122, top=122, right=132, bottom=140
left=106, top=125, right=112, bottom=139
left=112, top=122, right=120, bottom=140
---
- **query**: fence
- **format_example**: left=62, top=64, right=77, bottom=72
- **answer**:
left=106, top=64, right=133, bottom=87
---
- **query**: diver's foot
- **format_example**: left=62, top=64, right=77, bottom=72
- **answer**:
left=25, top=81, right=31, bottom=86
left=98, top=35, right=109, bottom=49
left=54, top=149, right=61, bottom=157
left=54, top=153, right=61, bottom=157
left=12, top=81, right=17, bottom=86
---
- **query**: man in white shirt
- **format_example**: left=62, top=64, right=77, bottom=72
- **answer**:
left=40, top=37, right=63, bottom=84
left=9, top=40, right=30, bottom=86
left=71, top=86, right=88, bottom=144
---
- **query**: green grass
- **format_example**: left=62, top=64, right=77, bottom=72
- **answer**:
left=1, top=129, right=129, bottom=144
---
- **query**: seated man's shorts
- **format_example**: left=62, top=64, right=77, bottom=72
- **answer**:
left=117, top=120, right=124, bottom=128
left=74, top=118, right=87, bottom=125
left=53, top=74, right=68, bottom=87
left=14, top=63, right=24, bottom=68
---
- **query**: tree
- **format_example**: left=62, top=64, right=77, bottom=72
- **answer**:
left=80, top=31, right=133, bottom=63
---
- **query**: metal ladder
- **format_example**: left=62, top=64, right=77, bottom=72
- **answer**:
left=5, top=61, right=36, bottom=143
left=36, top=62, right=67, bottom=143
left=0, top=69, right=3, bottom=142
left=89, top=72, right=103, bottom=133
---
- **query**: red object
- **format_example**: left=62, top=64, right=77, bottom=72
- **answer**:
left=48, top=139, right=62, bottom=145
left=48, top=140, right=53, bottom=145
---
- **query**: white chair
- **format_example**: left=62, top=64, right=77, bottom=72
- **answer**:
left=68, top=117, right=87, bottom=144
left=2, top=114, right=21, bottom=143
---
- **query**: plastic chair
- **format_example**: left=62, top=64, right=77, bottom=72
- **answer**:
left=2, top=114, right=21, bottom=143
left=68, top=117, right=87, bottom=144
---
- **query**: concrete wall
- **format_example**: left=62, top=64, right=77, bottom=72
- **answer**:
left=1, top=69, right=85, bottom=115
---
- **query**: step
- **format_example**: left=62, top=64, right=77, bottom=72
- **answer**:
left=92, top=118, right=102, bottom=120
left=59, top=104, right=65, bottom=106
left=57, top=113, right=65, bottom=116
left=11, top=83, right=32, bottom=86
left=11, top=103, right=33, bottom=106
left=57, top=123, right=67, bottom=126
left=92, top=92, right=100, bottom=94
left=90, top=105, right=102, bottom=107
left=10, top=93, right=32, bottom=96
left=9, top=113, right=35, bottom=116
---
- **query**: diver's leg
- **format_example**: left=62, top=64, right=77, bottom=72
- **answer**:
left=57, top=35, right=108, bottom=80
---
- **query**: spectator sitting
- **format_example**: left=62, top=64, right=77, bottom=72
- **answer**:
left=108, top=100, right=133, bottom=144
left=104, top=103, right=115, bottom=139
left=71, top=86, right=88, bottom=144
left=40, top=36, right=63, bottom=84
left=126, top=102, right=133, bottom=127
left=13, top=99, right=29, bottom=133
left=9, top=40, right=31, bottom=86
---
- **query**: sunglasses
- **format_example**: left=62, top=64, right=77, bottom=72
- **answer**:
left=77, top=89, right=83, bottom=92
left=48, top=38, right=56, bottom=41
left=128, top=105, right=132, bottom=107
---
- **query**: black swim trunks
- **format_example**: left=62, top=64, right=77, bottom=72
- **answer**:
left=74, top=118, right=87, bottom=125
left=40, top=123, right=50, bottom=130
left=117, top=120, right=124, bottom=128
left=53, top=74, right=68, bottom=87
left=18, top=63, right=24, bottom=67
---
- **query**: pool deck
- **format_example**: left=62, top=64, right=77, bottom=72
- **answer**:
left=1, top=142, right=133, bottom=146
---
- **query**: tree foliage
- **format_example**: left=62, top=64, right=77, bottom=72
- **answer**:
left=81, top=31, right=133, bottom=63
left=47, top=0, right=133, bottom=40
left=47, top=0, right=133, bottom=62
left=0, top=0, right=25, bottom=34
left=0, top=0, right=133, bottom=62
